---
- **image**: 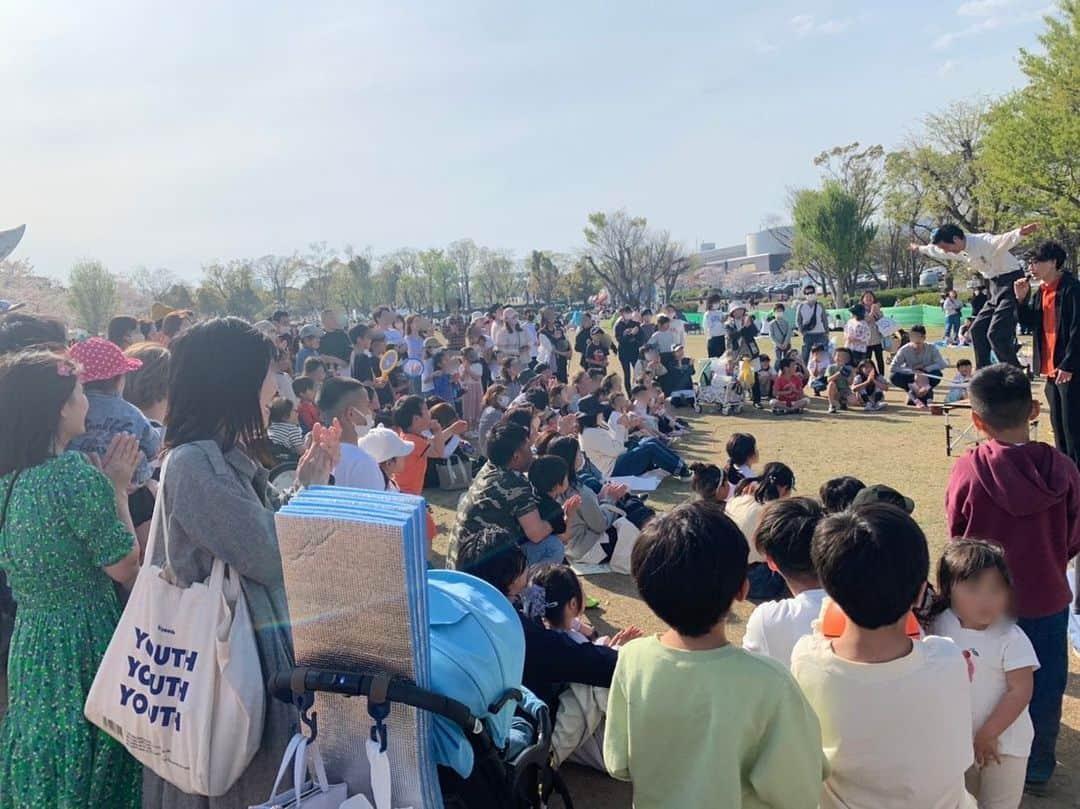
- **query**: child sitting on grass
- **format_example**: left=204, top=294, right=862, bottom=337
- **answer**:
left=818, top=476, right=865, bottom=514
left=791, top=504, right=974, bottom=809
left=807, top=344, right=830, bottom=396
left=826, top=347, right=859, bottom=415
left=946, top=358, right=974, bottom=404
left=604, top=501, right=827, bottom=808
left=690, top=462, right=729, bottom=508
left=724, top=432, right=758, bottom=486
left=524, top=455, right=579, bottom=568
left=743, top=497, right=827, bottom=668
left=851, top=359, right=886, bottom=411
left=771, top=357, right=809, bottom=414
left=929, top=540, right=1038, bottom=808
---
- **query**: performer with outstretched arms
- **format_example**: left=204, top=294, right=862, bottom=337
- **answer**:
left=911, top=222, right=1038, bottom=369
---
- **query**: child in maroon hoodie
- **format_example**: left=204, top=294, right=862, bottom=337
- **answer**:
left=946, top=363, right=1080, bottom=794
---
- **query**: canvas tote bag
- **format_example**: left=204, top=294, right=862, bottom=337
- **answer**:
left=85, top=456, right=264, bottom=796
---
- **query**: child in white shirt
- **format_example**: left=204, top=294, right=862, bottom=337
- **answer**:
left=791, top=505, right=975, bottom=809
left=946, top=358, right=974, bottom=404
left=743, top=497, right=827, bottom=668
left=930, top=540, right=1038, bottom=809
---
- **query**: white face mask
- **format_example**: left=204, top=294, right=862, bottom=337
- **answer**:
left=497, top=395, right=510, bottom=407
left=806, top=294, right=817, bottom=302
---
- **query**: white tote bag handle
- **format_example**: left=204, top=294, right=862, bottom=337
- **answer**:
left=263, top=733, right=305, bottom=804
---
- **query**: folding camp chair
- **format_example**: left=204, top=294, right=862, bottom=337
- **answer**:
left=943, top=403, right=1039, bottom=456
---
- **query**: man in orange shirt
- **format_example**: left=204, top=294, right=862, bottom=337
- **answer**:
left=390, top=395, right=468, bottom=547
left=1016, top=241, right=1080, bottom=466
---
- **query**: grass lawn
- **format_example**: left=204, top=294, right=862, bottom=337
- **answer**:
left=427, top=330, right=1080, bottom=809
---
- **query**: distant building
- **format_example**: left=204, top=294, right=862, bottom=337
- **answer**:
left=688, top=227, right=793, bottom=288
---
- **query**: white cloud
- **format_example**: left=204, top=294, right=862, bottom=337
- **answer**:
left=957, top=0, right=1013, bottom=15
left=938, top=59, right=960, bottom=75
left=789, top=14, right=851, bottom=36
left=790, top=14, right=815, bottom=35
left=934, top=4, right=1049, bottom=48
left=818, top=18, right=851, bottom=34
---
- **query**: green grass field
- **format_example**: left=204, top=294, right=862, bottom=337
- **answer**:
left=427, top=330, right=1080, bottom=808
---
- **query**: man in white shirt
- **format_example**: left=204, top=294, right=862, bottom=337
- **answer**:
left=911, top=222, right=1038, bottom=368
left=318, top=377, right=385, bottom=490
left=796, top=285, right=829, bottom=364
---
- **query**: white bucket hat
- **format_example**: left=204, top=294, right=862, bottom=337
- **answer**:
left=357, top=426, right=415, bottom=464
left=728, top=301, right=749, bottom=316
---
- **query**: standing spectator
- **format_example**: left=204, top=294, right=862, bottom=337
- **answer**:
left=319, top=309, right=353, bottom=366
left=348, top=324, right=375, bottom=383
left=860, top=291, right=886, bottom=375
left=141, top=316, right=340, bottom=809
left=294, top=323, right=324, bottom=375
left=796, top=285, right=828, bottom=364
left=767, top=303, right=792, bottom=365
left=494, top=307, right=531, bottom=362
left=0, top=351, right=142, bottom=808
left=662, top=303, right=686, bottom=347
left=271, top=309, right=292, bottom=337
left=942, top=289, right=963, bottom=344
left=373, top=305, right=403, bottom=347
left=970, top=286, right=988, bottom=317
left=638, top=308, right=656, bottom=343
left=946, top=363, right=1080, bottom=792
left=703, top=294, right=727, bottom=358
left=1015, top=241, right=1080, bottom=467
left=574, top=313, right=594, bottom=371
left=442, top=300, right=467, bottom=351
left=107, top=315, right=141, bottom=349
left=912, top=222, right=1039, bottom=368
left=522, top=309, right=540, bottom=365
left=159, top=310, right=190, bottom=347
left=614, top=306, right=644, bottom=395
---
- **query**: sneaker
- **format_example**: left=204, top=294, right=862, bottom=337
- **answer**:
left=864, top=402, right=874, bottom=412
left=676, top=466, right=693, bottom=480
left=1023, top=780, right=1051, bottom=797
left=827, top=405, right=837, bottom=414
left=873, top=401, right=885, bottom=411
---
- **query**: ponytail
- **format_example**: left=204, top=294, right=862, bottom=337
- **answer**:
left=753, top=462, right=796, bottom=504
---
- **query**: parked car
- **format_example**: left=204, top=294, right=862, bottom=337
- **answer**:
left=918, top=268, right=945, bottom=288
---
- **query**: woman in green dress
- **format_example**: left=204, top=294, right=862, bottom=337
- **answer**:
left=0, top=349, right=142, bottom=808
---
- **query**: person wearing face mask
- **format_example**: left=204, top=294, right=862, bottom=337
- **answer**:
left=796, top=285, right=829, bottom=364
left=704, top=294, right=727, bottom=359
left=318, top=377, right=384, bottom=490
left=477, top=384, right=511, bottom=459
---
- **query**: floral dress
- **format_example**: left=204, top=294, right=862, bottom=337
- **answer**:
left=0, top=452, right=140, bottom=809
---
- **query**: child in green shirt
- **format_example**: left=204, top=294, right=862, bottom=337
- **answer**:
left=604, top=501, right=827, bottom=808
left=826, top=347, right=858, bottom=414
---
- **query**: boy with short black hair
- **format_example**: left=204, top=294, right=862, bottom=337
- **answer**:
left=604, top=501, right=826, bottom=808
left=825, top=347, right=857, bottom=415
left=946, top=358, right=974, bottom=403
left=791, top=504, right=974, bottom=809
left=807, top=344, right=829, bottom=396
left=525, top=455, right=573, bottom=566
left=302, top=356, right=327, bottom=387
left=318, top=377, right=383, bottom=490
left=947, top=362, right=1080, bottom=792
left=743, top=497, right=826, bottom=667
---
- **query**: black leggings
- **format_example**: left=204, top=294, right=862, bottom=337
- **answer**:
left=866, top=344, right=885, bottom=376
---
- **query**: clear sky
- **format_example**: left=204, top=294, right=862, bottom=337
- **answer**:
left=0, top=0, right=1054, bottom=281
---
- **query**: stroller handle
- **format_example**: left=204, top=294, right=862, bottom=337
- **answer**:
left=270, top=666, right=483, bottom=736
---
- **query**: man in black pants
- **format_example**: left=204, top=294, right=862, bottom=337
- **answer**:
left=614, top=306, right=644, bottom=395
left=1016, top=241, right=1080, bottom=466
left=912, top=222, right=1039, bottom=368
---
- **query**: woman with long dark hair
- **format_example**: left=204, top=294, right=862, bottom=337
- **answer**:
left=0, top=350, right=142, bottom=808
left=141, top=318, right=339, bottom=809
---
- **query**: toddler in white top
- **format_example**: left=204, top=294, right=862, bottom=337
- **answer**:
left=930, top=540, right=1039, bottom=809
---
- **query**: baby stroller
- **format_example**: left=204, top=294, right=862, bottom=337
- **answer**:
left=273, top=482, right=574, bottom=809
left=695, top=358, right=744, bottom=415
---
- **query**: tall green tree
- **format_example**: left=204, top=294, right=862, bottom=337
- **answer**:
left=791, top=183, right=877, bottom=300
left=983, top=0, right=1080, bottom=261
left=68, top=260, right=118, bottom=334
left=527, top=250, right=562, bottom=304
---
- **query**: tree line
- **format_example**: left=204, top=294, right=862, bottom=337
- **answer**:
left=789, top=1, right=1079, bottom=301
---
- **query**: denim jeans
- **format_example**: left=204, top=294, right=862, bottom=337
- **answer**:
left=611, top=438, right=684, bottom=477
left=1017, top=609, right=1069, bottom=783
left=521, top=535, right=566, bottom=568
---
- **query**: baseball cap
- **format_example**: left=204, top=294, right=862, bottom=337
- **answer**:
left=423, top=336, right=443, bottom=352
left=356, top=426, right=415, bottom=464
left=299, top=324, right=325, bottom=339
left=851, top=484, right=915, bottom=514
left=69, top=337, right=142, bottom=383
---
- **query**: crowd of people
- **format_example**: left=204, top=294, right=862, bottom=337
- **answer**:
left=0, top=229, right=1077, bottom=809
